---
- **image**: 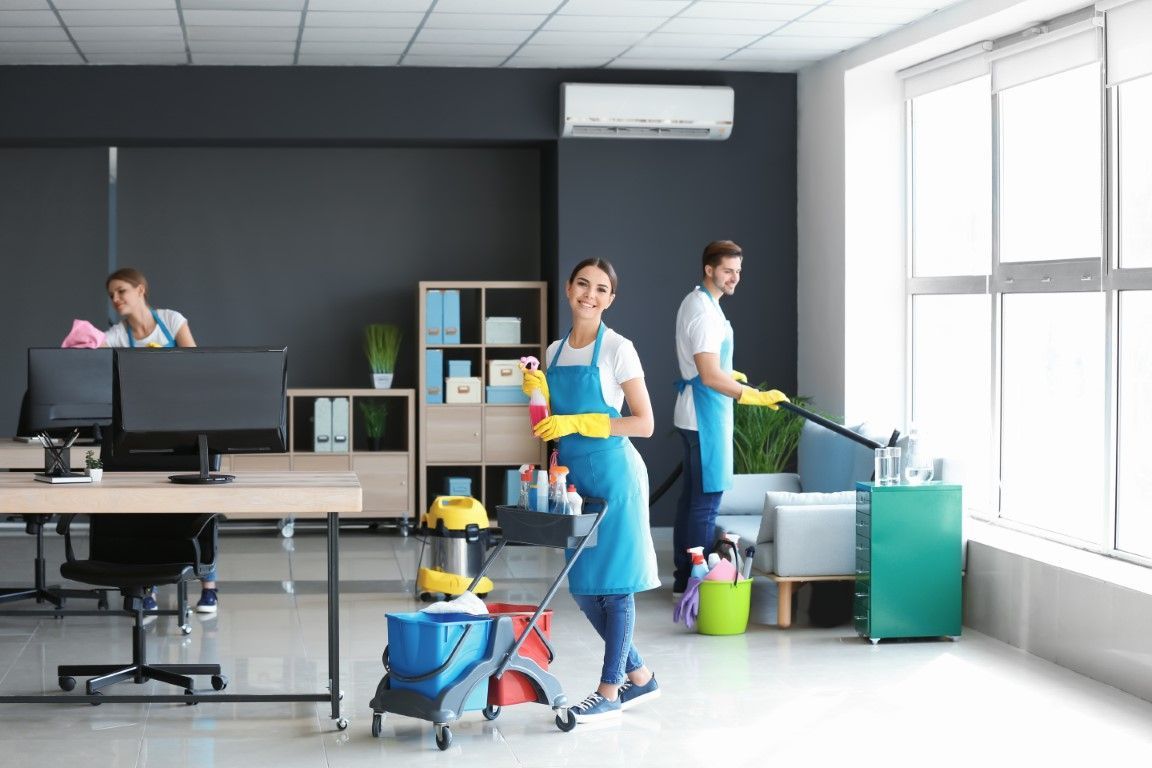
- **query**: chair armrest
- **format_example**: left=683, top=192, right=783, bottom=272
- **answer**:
left=774, top=504, right=856, bottom=577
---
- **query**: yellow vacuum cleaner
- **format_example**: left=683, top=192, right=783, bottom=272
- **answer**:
left=416, top=495, right=495, bottom=600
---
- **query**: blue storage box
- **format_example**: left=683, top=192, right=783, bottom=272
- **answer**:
left=385, top=612, right=491, bottom=711
left=443, top=289, right=461, bottom=345
left=425, top=290, right=444, bottom=345
left=447, top=360, right=471, bottom=378
left=425, top=349, right=444, bottom=404
left=505, top=469, right=521, bottom=507
left=486, top=386, right=529, bottom=405
left=445, top=476, right=472, bottom=497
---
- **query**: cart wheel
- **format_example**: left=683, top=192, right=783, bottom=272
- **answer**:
left=482, top=704, right=500, bottom=721
left=371, top=712, right=383, bottom=737
left=381, top=648, right=390, bottom=669
left=58, top=676, right=76, bottom=692
left=398, top=522, right=410, bottom=537
left=435, top=724, right=452, bottom=751
left=336, top=717, right=349, bottom=731
left=211, top=675, right=228, bottom=691
left=556, top=709, right=577, bottom=732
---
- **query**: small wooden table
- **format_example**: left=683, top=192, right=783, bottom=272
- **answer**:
left=0, top=471, right=362, bottom=728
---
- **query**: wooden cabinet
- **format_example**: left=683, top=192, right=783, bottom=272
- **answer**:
left=220, top=388, right=415, bottom=530
left=417, top=281, right=547, bottom=514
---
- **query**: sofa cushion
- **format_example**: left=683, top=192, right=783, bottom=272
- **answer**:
left=796, top=421, right=881, bottom=492
left=757, top=490, right=855, bottom=544
left=718, top=472, right=801, bottom=517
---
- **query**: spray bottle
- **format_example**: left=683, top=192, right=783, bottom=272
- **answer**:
left=517, top=464, right=535, bottom=509
left=520, top=355, right=550, bottom=428
left=549, top=466, right=570, bottom=515
left=687, top=546, right=709, bottom=580
left=566, top=484, right=582, bottom=515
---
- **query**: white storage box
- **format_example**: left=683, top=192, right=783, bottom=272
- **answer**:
left=484, top=317, right=521, bottom=345
left=445, top=376, right=482, bottom=404
left=488, top=359, right=524, bottom=388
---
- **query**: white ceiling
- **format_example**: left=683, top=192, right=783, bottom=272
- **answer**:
left=0, top=0, right=965, bottom=71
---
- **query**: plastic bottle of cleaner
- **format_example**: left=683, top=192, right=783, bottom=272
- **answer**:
left=566, top=484, right=582, bottom=515
left=521, top=356, right=550, bottom=428
left=534, top=469, right=549, bottom=513
left=517, top=464, right=534, bottom=509
left=549, top=467, right=570, bottom=515
left=687, top=546, right=709, bottom=580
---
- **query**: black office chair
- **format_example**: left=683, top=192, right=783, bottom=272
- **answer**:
left=55, top=512, right=228, bottom=696
left=0, top=392, right=110, bottom=613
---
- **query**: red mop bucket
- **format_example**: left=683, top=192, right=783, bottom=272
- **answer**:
left=486, top=603, right=553, bottom=706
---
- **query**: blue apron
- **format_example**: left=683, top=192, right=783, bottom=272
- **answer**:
left=675, top=286, right=734, bottom=493
left=547, top=324, right=660, bottom=596
left=126, top=308, right=175, bottom=348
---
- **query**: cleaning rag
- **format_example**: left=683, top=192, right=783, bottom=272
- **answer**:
left=61, top=319, right=106, bottom=349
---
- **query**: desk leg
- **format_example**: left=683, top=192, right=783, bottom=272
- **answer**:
left=327, top=512, right=343, bottom=725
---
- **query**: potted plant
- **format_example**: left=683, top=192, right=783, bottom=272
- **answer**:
left=733, top=392, right=813, bottom=474
left=364, top=323, right=402, bottom=389
left=85, top=449, right=103, bottom=482
left=359, top=400, right=388, bottom=451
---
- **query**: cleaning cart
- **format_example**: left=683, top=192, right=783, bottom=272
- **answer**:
left=369, top=498, right=606, bottom=751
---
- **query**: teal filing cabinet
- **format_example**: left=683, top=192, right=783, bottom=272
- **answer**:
left=854, top=482, right=962, bottom=642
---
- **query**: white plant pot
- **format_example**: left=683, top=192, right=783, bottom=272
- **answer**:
left=87, top=468, right=103, bottom=482
left=372, top=373, right=394, bottom=389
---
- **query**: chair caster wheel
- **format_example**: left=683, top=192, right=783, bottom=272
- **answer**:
left=336, top=717, right=349, bottom=731
left=184, top=688, right=198, bottom=705
left=211, top=675, right=228, bottom=691
left=90, top=691, right=103, bottom=706
left=58, top=676, right=76, bottom=692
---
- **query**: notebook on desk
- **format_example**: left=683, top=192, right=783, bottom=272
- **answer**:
left=33, top=472, right=92, bottom=484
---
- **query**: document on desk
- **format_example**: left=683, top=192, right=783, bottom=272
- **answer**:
left=33, top=473, right=93, bottom=484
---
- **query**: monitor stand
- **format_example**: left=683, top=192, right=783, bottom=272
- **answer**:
left=169, top=434, right=235, bottom=485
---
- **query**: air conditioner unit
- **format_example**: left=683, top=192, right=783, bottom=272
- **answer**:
left=560, top=83, right=734, bottom=141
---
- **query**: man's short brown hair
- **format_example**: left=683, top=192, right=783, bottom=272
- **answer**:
left=702, top=240, right=743, bottom=273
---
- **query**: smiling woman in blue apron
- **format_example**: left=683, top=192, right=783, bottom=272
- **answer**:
left=521, top=258, right=661, bottom=724
left=102, top=267, right=218, bottom=615
left=672, top=241, right=789, bottom=596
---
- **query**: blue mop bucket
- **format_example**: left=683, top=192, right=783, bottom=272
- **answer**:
left=385, top=612, right=492, bottom=711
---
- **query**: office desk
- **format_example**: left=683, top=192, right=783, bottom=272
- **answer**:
left=0, top=471, right=362, bottom=728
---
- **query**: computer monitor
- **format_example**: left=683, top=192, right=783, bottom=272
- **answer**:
left=25, top=348, right=114, bottom=441
left=109, top=347, right=288, bottom=484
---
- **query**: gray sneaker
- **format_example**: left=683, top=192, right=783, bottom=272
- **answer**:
left=618, top=675, right=661, bottom=711
left=569, top=692, right=622, bottom=723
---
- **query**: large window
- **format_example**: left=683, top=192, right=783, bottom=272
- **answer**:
left=905, top=6, right=1152, bottom=563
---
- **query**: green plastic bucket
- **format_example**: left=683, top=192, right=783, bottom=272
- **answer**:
left=696, top=578, right=753, bottom=635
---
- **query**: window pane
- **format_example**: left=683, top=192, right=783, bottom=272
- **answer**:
left=1116, top=291, right=1152, bottom=557
left=999, top=64, right=1102, bottom=263
left=1118, top=75, right=1152, bottom=269
left=911, top=76, right=992, bottom=277
left=1000, top=293, right=1106, bottom=543
left=911, top=294, right=992, bottom=512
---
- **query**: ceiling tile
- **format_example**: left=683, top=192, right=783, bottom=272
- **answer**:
left=59, top=9, right=181, bottom=25
left=542, top=14, right=662, bottom=32
left=433, top=0, right=560, bottom=13
left=0, top=51, right=84, bottom=63
left=296, top=52, right=401, bottom=64
left=0, top=9, right=60, bottom=24
left=299, top=40, right=406, bottom=53
left=301, top=25, right=412, bottom=41
left=399, top=53, right=509, bottom=66
left=183, top=0, right=304, bottom=10
left=607, top=57, right=761, bottom=70
left=79, top=39, right=185, bottom=52
left=405, top=40, right=518, bottom=56
left=190, top=39, right=298, bottom=52
left=749, top=33, right=869, bottom=50
left=423, top=12, right=544, bottom=30
left=0, top=0, right=49, bottom=11
left=515, top=42, right=627, bottom=58
left=731, top=46, right=839, bottom=60
left=505, top=54, right=610, bottom=67
left=191, top=51, right=295, bottom=63
left=69, top=25, right=184, bottom=40
left=661, top=18, right=790, bottom=35
left=0, top=26, right=68, bottom=40
left=182, top=9, right=300, bottom=25
left=306, top=0, right=429, bottom=10
left=642, top=32, right=760, bottom=47
left=560, top=0, right=687, bottom=16
left=803, top=4, right=932, bottom=24
left=305, top=10, right=424, bottom=26
left=529, top=29, right=648, bottom=46
left=620, top=44, right=737, bottom=59
left=416, top=27, right=530, bottom=44
left=775, top=19, right=900, bottom=37
left=52, top=0, right=173, bottom=7
left=87, top=50, right=187, bottom=62
left=187, top=25, right=300, bottom=40
left=0, top=40, right=77, bottom=53
left=830, top=0, right=941, bottom=7
left=683, top=2, right=821, bottom=19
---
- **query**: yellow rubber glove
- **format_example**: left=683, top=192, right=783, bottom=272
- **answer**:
left=737, top=388, right=790, bottom=410
left=520, top=368, right=549, bottom=402
left=731, top=370, right=748, bottom=383
left=533, top=413, right=611, bottom=441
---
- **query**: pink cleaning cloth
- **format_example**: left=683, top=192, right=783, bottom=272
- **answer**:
left=61, top=319, right=107, bottom=349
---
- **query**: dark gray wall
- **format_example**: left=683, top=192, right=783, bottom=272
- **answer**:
left=0, top=65, right=796, bottom=526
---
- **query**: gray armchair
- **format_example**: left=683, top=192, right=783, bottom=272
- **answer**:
left=716, top=418, right=890, bottom=627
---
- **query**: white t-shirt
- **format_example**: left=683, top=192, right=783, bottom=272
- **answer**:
left=104, top=308, right=187, bottom=348
left=545, top=327, right=644, bottom=413
left=674, top=287, right=729, bottom=431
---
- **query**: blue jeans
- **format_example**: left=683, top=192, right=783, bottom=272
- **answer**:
left=572, top=593, right=644, bottom=686
left=673, top=427, right=723, bottom=592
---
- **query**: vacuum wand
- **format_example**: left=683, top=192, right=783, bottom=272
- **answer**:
left=776, top=401, right=895, bottom=450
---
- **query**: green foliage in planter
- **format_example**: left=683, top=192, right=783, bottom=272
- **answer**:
left=364, top=324, right=402, bottom=375
left=84, top=449, right=102, bottom=470
left=359, top=400, right=388, bottom=441
left=733, top=392, right=818, bottom=474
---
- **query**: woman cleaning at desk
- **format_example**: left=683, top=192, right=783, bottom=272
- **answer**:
left=523, top=258, right=661, bottom=724
left=102, top=267, right=219, bottom=614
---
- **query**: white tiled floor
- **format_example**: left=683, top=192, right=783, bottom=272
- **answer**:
left=2, top=523, right=1152, bottom=767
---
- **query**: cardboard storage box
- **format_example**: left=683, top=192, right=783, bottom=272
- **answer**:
left=488, top=359, right=524, bottom=388
left=484, top=317, right=521, bottom=345
left=445, top=376, right=482, bottom=403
